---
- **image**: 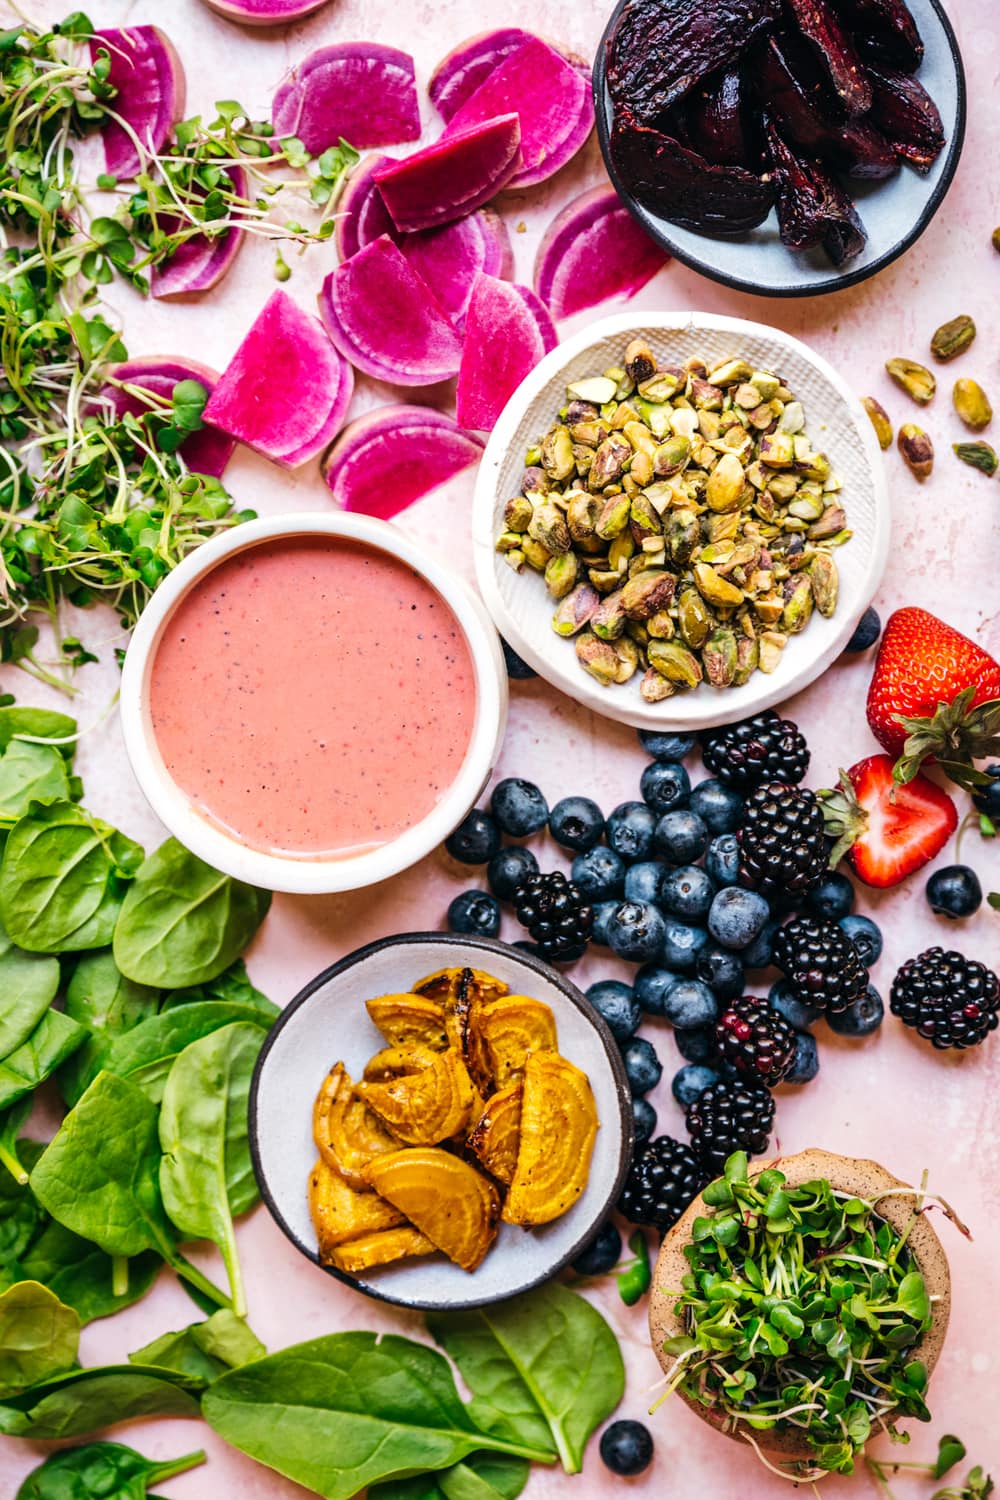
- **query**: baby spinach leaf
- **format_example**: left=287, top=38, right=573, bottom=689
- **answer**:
left=0, top=1100, right=35, bottom=1192
left=130, top=1309, right=266, bottom=1382
left=164, top=958, right=277, bottom=1020
left=0, top=920, right=61, bottom=1057
left=440, top=1456, right=530, bottom=1500
left=0, top=708, right=77, bottom=762
left=113, top=838, right=271, bottom=988
left=428, top=1285, right=624, bottom=1474
left=0, top=1362, right=203, bottom=1438
left=0, top=1281, right=80, bottom=1397
left=15, top=1440, right=205, bottom=1500
left=16, top=1220, right=161, bottom=1326
left=65, top=950, right=161, bottom=1034
left=0, top=741, right=71, bottom=819
left=202, top=1331, right=554, bottom=1500
left=0, top=1011, right=87, bottom=1112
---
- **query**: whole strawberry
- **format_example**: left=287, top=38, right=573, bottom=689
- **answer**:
left=866, top=607, right=1000, bottom=789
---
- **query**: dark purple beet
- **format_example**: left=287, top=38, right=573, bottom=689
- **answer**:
left=785, top=0, right=872, bottom=116
left=755, top=34, right=897, bottom=180
left=842, top=0, right=923, bottom=73
left=764, top=118, right=867, bottom=266
left=866, top=64, right=945, bottom=173
left=684, top=66, right=756, bottom=167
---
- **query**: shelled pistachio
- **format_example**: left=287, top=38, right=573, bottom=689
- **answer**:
left=952, top=378, right=992, bottom=431
left=885, top=358, right=936, bottom=404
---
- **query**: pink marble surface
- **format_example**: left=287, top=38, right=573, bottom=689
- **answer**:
left=2, top=0, right=999, bottom=1494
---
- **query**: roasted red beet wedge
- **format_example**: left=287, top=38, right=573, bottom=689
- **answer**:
left=866, top=65, right=945, bottom=173
left=683, top=65, right=757, bottom=168
left=842, top=0, right=924, bottom=73
left=785, top=0, right=872, bottom=116
left=764, top=119, right=867, bottom=266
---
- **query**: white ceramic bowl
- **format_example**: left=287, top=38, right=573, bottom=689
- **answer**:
left=249, top=933, right=634, bottom=1309
left=472, top=311, right=890, bottom=731
left=120, top=513, right=507, bottom=894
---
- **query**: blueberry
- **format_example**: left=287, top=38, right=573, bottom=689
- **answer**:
left=444, top=809, right=501, bottom=865
left=741, top=917, right=779, bottom=971
left=606, top=801, right=657, bottom=863
left=654, top=809, right=709, bottom=864
left=486, top=845, right=539, bottom=902
left=840, top=913, right=883, bottom=967
left=672, top=1063, right=719, bottom=1107
left=490, top=777, right=548, bottom=837
left=786, top=1030, right=820, bottom=1083
left=621, top=1037, right=662, bottom=1096
left=829, top=983, right=884, bottom=1036
left=624, top=860, right=668, bottom=905
left=674, top=1026, right=717, bottom=1064
left=572, top=846, right=626, bottom=902
left=661, top=978, right=718, bottom=1030
left=600, top=1420, right=654, bottom=1477
left=632, top=1097, right=657, bottom=1146
left=639, top=760, right=691, bottom=816
left=660, top=864, right=715, bottom=922
left=447, top=890, right=500, bottom=938
left=972, top=764, right=1000, bottom=819
left=513, top=939, right=542, bottom=957
left=707, top=887, right=770, bottom=951
left=549, top=795, right=605, bottom=852
left=607, top=900, right=667, bottom=964
left=696, top=944, right=744, bottom=1001
left=925, top=864, right=983, bottom=919
left=591, top=900, right=618, bottom=947
left=805, top=871, right=856, bottom=922
left=501, top=638, right=537, bottom=679
left=769, top=978, right=821, bottom=1032
left=705, top=833, right=740, bottom=887
left=638, top=729, right=697, bottom=761
left=571, top=1221, right=622, bottom=1276
left=586, top=980, right=641, bottom=1042
left=842, top=605, right=882, bottom=654
left=635, top=964, right=681, bottom=1016
left=689, top=779, right=744, bottom=834
left=660, top=917, right=709, bottom=972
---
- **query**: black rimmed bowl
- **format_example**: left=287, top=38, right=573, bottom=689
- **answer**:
left=249, top=933, right=634, bottom=1310
left=593, top=0, right=966, bottom=298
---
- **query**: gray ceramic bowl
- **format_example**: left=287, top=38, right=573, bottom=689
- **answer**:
left=249, top=933, right=634, bottom=1310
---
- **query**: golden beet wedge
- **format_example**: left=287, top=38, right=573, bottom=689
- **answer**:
left=441, top=968, right=493, bottom=1096
left=413, top=966, right=508, bottom=1004
left=308, top=1157, right=405, bottom=1257
left=329, top=1226, right=436, bottom=1275
left=313, top=1062, right=399, bottom=1189
left=364, top=1148, right=500, bottom=1272
left=363, top=1043, right=440, bottom=1082
left=356, top=1047, right=476, bottom=1145
left=467, top=1082, right=523, bottom=1185
left=503, top=1051, right=598, bottom=1226
left=365, top=993, right=448, bottom=1050
left=478, top=995, right=558, bottom=1087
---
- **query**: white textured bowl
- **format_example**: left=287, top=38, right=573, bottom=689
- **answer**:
left=249, top=933, right=634, bottom=1309
left=472, top=311, right=890, bottom=731
left=120, top=513, right=507, bottom=894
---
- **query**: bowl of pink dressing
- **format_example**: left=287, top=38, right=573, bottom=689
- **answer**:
left=119, top=513, right=507, bottom=894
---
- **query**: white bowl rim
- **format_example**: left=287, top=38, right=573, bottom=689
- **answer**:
left=247, top=931, right=636, bottom=1310
left=472, top=309, right=891, bottom=731
left=119, top=511, right=508, bottom=894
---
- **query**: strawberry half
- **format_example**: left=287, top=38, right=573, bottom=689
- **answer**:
left=819, top=755, right=958, bottom=888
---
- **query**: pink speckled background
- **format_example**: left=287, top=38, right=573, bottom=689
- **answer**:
left=2, top=0, right=999, bottom=1495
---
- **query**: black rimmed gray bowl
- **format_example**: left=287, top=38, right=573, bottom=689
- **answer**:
left=248, top=933, right=634, bottom=1310
left=593, top=0, right=966, bottom=298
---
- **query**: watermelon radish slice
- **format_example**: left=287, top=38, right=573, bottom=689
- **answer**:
left=203, top=290, right=353, bottom=468
left=319, top=236, right=464, bottom=386
left=534, top=187, right=668, bottom=320
left=322, top=405, right=483, bottom=519
left=149, top=165, right=248, bottom=300
left=442, top=37, right=593, bottom=188
left=402, top=211, right=513, bottom=327
left=373, top=114, right=522, bottom=232
left=272, top=44, right=420, bottom=155
left=198, top=0, right=331, bottom=24
left=103, top=358, right=236, bottom=478
left=430, top=28, right=540, bottom=121
left=334, top=154, right=399, bottom=261
left=91, top=26, right=185, bottom=180
left=456, top=274, right=557, bottom=431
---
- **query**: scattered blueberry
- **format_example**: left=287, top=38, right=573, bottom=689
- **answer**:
left=660, top=864, right=715, bottom=922
left=591, top=900, right=618, bottom=947
left=661, top=978, right=718, bottom=1030
left=447, top=890, right=501, bottom=938
left=624, top=860, right=668, bottom=905
left=490, top=777, right=548, bottom=837
left=972, top=764, right=1000, bottom=820
left=660, top=917, right=709, bottom=972
left=828, top=984, right=884, bottom=1037
left=549, top=795, right=605, bottom=852
left=925, top=864, right=983, bottom=920
left=707, top=887, right=771, bottom=951
left=654, top=809, right=709, bottom=864
left=674, top=1026, right=718, bottom=1064
left=672, top=1062, right=720, bottom=1107
left=501, top=638, right=538, bottom=679
left=842, top=605, right=882, bottom=654
left=486, top=845, right=539, bottom=902
left=606, top=801, right=657, bottom=863
left=805, top=871, right=856, bottom=923
left=571, top=846, right=626, bottom=902
left=512, top=939, right=542, bottom=957
left=741, top=917, right=780, bottom=970
left=586, top=980, right=641, bottom=1042
left=638, top=729, right=697, bottom=761
left=786, top=1030, right=820, bottom=1083
left=632, top=1097, right=657, bottom=1147
left=634, top=964, right=681, bottom=1016
left=600, top=1420, right=654, bottom=1477
left=705, top=833, right=741, bottom=887
left=444, top=809, right=501, bottom=865
left=840, top=913, right=883, bottom=967
left=695, top=944, right=744, bottom=1001
left=571, top=1221, right=622, bottom=1276
left=621, top=1037, right=663, bottom=1096
left=639, top=760, right=691, bottom=816
left=768, top=978, right=822, bottom=1032
left=607, top=900, right=667, bottom=964
left=688, top=779, right=744, bottom=834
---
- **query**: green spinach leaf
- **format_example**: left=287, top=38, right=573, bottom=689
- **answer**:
left=0, top=741, right=71, bottom=818
left=65, top=950, right=161, bottom=1034
left=0, top=1011, right=87, bottom=1112
left=15, top=1440, right=205, bottom=1500
left=130, top=1309, right=265, bottom=1381
left=370, top=1454, right=529, bottom=1500
left=113, top=839, right=271, bottom=987
left=0, top=708, right=77, bottom=762
left=0, top=1281, right=80, bottom=1397
left=164, top=958, right=277, bottom=1019
left=17, top=1219, right=161, bottom=1326
left=0, top=1362, right=204, bottom=1438
left=0, top=1100, right=35, bottom=1191
left=0, top=921, right=61, bottom=1058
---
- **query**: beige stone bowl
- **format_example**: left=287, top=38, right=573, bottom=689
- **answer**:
left=648, top=1148, right=951, bottom=1469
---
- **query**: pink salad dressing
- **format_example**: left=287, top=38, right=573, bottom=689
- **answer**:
left=149, top=536, right=478, bottom=857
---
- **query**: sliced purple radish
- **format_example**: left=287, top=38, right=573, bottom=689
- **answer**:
left=91, top=27, right=185, bottom=180
left=442, top=37, right=593, bottom=188
left=399, top=211, right=513, bottom=328
left=534, top=187, right=668, bottom=320
left=456, top=274, right=557, bottom=432
left=334, top=154, right=399, bottom=261
left=149, top=165, right=248, bottom=300
left=203, top=290, right=353, bottom=468
left=430, top=28, right=540, bottom=121
left=103, top=357, right=236, bottom=478
left=373, top=114, right=522, bottom=233
left=198, top=0, right=331, bottom=24
left=272, top=44, right=420, bottom=155
left=322, top=405, right=483, bottom=519
left=318, top=236, right=463, bottom=386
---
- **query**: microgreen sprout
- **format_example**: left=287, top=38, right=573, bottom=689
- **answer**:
left=867, top=1433, right=994, bottom=1500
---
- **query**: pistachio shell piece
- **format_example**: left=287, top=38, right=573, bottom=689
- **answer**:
left=886, top=357, right=936, bottom=405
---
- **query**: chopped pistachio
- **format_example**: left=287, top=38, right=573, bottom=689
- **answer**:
left=567, top=375, right=617, bottom=405
left=861, top=396, right=892, bottom=450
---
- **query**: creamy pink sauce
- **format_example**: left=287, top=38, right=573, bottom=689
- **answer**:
left=149, top=536, right=477, bottom=857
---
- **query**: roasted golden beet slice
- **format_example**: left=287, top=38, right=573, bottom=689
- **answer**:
left=467, top=1082, right=523, bottom=1185
left=329, top=1226, right=436, bottom=1275
left=364, top=1148, right=500, bottom=1271
left=308, top=1157, right=406, bottom=1258
left=442, top=967, right=494, bottom=1096
left=357, top=1047, right=476, bottom=1144
left=786, top=0, right=871, bottom=117
left=313, top=1062, right=400, bottom=1189
left=503, top=1052, right=599, bottom=1227
left=413, top=965, right=508, bottom=1004
left=363, top=1043, right=441, bottom=1081
left=478, top=995, right=558, bottom=1088
left=366, top=993, right=448, bottom=1049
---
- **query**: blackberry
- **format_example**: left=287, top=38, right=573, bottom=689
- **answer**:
left=701, top=710, right=810, bottom=790
left=686, top=1081, right=775, bottom=1174
left=617, top=1134, right=704, bottom=1232
left=772, top=914, right=868, bottom=1016
left=890, top=947, right=1000, bottom=1050
left=738, top=782, right=828, bottom=902
left=715, top=996, right=796, bottom=1084
left=513, top=871, right=593, bottom=962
